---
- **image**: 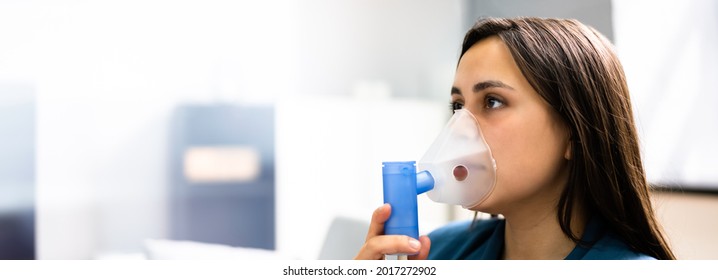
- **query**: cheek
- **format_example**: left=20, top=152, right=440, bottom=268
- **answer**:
left=478, top=112, right=568, bottom=209
left=491, top=126, right=539, bottom=193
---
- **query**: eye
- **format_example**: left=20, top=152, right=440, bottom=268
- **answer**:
left=485, top=96, right=505, bottom=109
left=450, top=101, right=463, bottom=112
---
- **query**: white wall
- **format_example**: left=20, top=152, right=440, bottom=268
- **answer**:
left=28, top=0, right=298, bottom=259
left=294, top=0, right=463, bottom=101
left=613, top=0, right=718, bottom=188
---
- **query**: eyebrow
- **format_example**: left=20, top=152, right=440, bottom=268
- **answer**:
left=451, top=80, right=515, bottom=95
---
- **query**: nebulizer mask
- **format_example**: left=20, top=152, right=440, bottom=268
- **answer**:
left=418, top=108, right=497, bottom=207
left=382, top=109, right=497, bottom=246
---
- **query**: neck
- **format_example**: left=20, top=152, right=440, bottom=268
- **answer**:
left=501, top=197, right=586, bottom=260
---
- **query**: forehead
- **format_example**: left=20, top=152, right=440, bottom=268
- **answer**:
left=454, top=36, right=524, bottom=87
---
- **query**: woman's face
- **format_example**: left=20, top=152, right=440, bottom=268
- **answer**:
left=452, top=36, right=571, bottom=214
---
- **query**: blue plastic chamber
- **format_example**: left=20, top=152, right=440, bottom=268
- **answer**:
left=381, top=161, right=434, bottom=243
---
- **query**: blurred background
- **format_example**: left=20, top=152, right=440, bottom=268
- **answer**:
left=0, top=0, right=715, bottom=260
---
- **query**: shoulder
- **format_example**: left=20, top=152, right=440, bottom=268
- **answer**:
left=584, top=232, right=656, bottom=260
left=427, top=219, right=504, bottom=260
left=428, top=219, right=502, bottom=241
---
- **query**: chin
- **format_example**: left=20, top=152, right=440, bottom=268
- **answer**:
left=466, top=197, right=501, bottom=216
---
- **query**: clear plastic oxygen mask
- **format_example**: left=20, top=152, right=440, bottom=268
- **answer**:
left=418, top=108, right=497, bottom=208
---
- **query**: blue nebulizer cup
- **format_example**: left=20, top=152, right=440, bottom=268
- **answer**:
left=381, top=161, right=434, bottom=242
left=381, top=109, right=497, bottom=258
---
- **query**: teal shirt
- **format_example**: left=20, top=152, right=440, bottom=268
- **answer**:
left=427, top=217, right=655, bottom=260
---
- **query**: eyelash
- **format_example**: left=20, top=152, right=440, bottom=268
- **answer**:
left=449, top=95, right=505, bottom=112
left=486, top=96, right=505, bottom=109
left=450, top=101, right=463, bottom=111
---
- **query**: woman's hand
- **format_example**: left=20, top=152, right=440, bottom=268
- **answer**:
left=354, top=204, right=431, bottom=260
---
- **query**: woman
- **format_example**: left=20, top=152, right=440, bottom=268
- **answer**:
left=354, top=17, right=675, bottom=260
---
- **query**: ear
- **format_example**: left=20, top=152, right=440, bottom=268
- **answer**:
left=564, top=139, right=573, bottom=160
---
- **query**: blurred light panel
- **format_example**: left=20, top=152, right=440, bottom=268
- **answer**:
left=183, top=146, right=261, bottom=183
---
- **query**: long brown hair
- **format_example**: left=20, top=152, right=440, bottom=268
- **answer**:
left=461, top=17, right=675, bottom=259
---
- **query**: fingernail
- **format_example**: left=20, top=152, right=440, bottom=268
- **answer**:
left=408, top=238, right=421, bottom=250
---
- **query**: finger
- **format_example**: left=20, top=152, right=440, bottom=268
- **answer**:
left=365, top=204, right=391, bottom=241
left=354, top=235, right=421, bottom=260
left=408, top=235, right=431, bottom=260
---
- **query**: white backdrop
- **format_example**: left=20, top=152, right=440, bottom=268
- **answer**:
left=614, top=0, right=718, bottom=189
